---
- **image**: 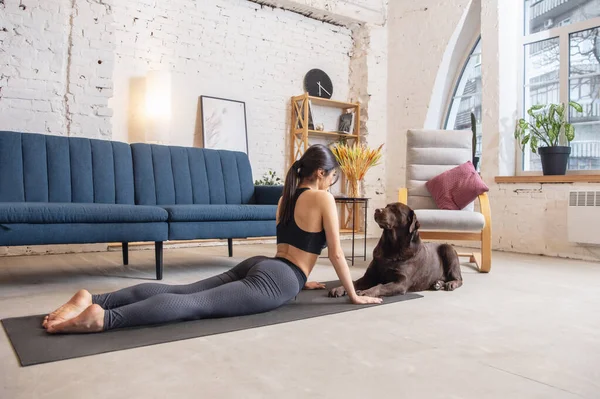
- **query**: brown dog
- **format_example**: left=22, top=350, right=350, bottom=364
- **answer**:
left=329, top=202, right=462, bottom=298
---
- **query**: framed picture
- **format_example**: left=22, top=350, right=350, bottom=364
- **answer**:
left=200, top=96, right=248, bottom=153
left=338, top=112, right=354, bottom=134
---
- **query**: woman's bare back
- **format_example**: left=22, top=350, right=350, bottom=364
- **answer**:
left=275, top=188, right=329, bottom=277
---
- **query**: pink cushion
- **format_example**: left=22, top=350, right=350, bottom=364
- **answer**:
left=425, top=161, right=489, bottom=210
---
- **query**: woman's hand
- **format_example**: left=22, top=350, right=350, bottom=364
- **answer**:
left=351, top=295, right=383, bottom=305
left=304, top=281, right=327, bottom=290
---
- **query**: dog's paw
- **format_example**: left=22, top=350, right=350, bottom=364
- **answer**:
left=328, top=286, right=347, bottom=298
left=357, top=288, right=379, bottom=297
left=432, top=280, right=445, bottom=291
left=444, top=281, right=462, bottom=291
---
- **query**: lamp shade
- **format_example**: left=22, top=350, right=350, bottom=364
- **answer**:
left=145, top=70, right=171, bottom=143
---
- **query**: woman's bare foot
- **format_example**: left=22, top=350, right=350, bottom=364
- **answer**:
left=42, top=289, right=92, bottom=329
left=46, top=304, right=105, bottom=334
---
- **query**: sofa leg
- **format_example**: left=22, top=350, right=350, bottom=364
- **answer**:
left=228, top=238, right=233, bottom=257
left=155, top=241, right=163, bottom=280
left=122, top=242, right=129, bottom=265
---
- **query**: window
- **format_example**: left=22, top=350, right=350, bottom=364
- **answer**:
left=522, top=0, right=600, bottom=172
left=445, top=38, right=482, bottom=170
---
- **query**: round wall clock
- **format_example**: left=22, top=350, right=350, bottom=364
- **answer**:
left=303, top=69, right=333, bottom=99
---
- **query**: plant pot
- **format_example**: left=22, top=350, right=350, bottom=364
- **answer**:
left=539, top=146, right=571, bottom=175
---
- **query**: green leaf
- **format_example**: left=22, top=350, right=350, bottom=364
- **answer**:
left=522, top=135, right=530, bottom=146
left=565, top=123, right=575, bottom=142
left=569, top=101, right=583, bottom=113
left=530, top=136, right=539, bottom=154
left=557, top=103, right=565, bottom=117
left=547, top=126, right=557, bottom=144
left=530, top=104, right=545, bottom=112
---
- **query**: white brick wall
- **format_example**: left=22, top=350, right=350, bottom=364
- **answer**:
left=0, top=0, right=70, bottom=135
left=490, top=184, right=600, bottom=261
left=0, top=0, right=115, bottom=137
left=110, top=0, right=353, bottom=181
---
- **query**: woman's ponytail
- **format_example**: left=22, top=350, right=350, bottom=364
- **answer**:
left=279, top=160, right=301, bottom=225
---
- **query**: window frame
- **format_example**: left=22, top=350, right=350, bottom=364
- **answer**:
left=443, top=36, right=482, bottom=130
left=518, top=2, right=600, bottom=175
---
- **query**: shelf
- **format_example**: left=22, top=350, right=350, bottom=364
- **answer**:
left=495, top=175, right=600, bottom=184
left=294, top=94, right=359, bottom=109
left=295, top=129, right=359, bottom=138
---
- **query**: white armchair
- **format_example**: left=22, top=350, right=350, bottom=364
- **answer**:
left=398, top=129, right=492, bottom=273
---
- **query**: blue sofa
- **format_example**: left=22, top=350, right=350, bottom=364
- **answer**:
left=0, top=131, right=283, bottom=280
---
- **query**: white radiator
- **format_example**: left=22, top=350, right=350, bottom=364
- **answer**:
left=568, top=191, right=600, bottom=244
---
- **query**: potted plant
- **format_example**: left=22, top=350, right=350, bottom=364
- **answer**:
left=514, top=102, right=583, bottom=175
left=254, top=170, right=283, bottom=186
left=470, top=112, right=479, bottom=171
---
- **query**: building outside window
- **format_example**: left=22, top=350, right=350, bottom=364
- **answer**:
left=523, top=0, right=600, bottom=172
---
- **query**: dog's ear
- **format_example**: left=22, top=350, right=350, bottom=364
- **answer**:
left=408, top=210, right=420, bottom=234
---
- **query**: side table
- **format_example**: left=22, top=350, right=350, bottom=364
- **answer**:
left=334, top=196, right=369, bottom=265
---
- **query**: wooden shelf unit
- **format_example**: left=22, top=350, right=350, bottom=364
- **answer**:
left=289, top=93, right=363, bottom=233
left=290, top=93, right=361, bottom=167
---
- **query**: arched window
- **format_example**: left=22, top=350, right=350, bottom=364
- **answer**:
left=444, top=38, right=482, bottom=170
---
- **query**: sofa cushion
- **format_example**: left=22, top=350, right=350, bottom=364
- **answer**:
left=406, top=129, right=474, bottom=211
left=415, top=209, right=485, bottom=232
left=0, top=222, right=168, bottom=246
left=130, top=144, right=255, bottom=206
left=425, top=161, right=489, bottom=210
left=253, top=185, right=283, bottom=205
left=162, top=204, right=277, bottom=222
left=0, top=203, right=168, bottom=224
left=0, top=131, right=135, bottom=204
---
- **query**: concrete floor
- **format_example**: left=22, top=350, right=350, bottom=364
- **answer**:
left=0, top=240, right=599, bottom=399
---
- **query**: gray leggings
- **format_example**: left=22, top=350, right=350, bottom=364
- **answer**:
left=92, top=256, right=306, bottom=330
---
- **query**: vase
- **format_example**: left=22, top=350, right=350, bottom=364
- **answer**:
left=348, top=179, right=360, bottom=198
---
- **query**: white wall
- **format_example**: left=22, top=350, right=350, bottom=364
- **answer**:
left=0, top=0, right=115, bottom=138
left=386, top=0, right=471, bottom=205
left=252, top=0, right=386, bottom=25
left=110, top=0, right=352, bottom=181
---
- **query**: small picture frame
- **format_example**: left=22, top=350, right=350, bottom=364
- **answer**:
left=199, top=96, right=248, bottom=154
left=338, top=112, right=354, bottom=134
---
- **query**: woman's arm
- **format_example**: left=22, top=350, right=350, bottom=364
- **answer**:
left=321, top=193, right=381, bottom=305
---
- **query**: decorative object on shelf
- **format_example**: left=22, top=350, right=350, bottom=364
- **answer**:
left=338, top=112, right=354, bottom=134
left=330, top=142, right=384, bottom=198
left=470, top=111, right=479, bottom=171
left=290, top=93, right=360, bottom=167
left=315, top=123, right=325, bottom=131
left=199, top=95, right=248, bottom=154
left=514, top=101, right=583, bottom=175
left=303, top=69, right=333, bottom=99
left=254, top=170, right=283, bottom=186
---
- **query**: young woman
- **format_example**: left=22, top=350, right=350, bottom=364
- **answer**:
left=43, top=144, right=382, bottom=334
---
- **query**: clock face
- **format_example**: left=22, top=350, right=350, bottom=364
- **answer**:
left=303, top=69, right=333, bottom=99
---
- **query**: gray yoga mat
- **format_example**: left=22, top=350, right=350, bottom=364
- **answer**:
left=2, top=281, right=422, bottom=367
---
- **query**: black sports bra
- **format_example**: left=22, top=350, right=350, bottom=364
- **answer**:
left=276, top=188, right=327, bottom=255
